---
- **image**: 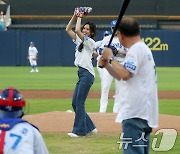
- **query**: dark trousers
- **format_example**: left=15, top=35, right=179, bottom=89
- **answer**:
left=122, top=118, right=152, bottom=154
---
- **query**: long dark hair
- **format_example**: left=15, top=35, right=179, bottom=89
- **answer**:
left=78, top=22, right=97, bottom=52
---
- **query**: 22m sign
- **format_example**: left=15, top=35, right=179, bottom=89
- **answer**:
left=142, top=37, right=168, bottom=51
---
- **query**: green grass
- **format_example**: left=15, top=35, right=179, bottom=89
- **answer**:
left=42, top=133, right=180, bottom=154
left=157, top=67, right=180, bottom=91
left=43, top=134, right=121, bottom=154
left=27, top=99, right=180, bottom=116
left=0, top=66, right=78, bottom=90
left=159, top=99, right=180, bottom=116
left=1, top=66, right=180, bottom=91
left=26, top=98, right=115, bottom=114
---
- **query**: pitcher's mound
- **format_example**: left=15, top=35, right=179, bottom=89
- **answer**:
left=23, top=111, right=180, bottom=134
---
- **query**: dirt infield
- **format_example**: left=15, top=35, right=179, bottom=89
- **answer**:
left=21, top=90, right=180, bottom=99
left=21, top=90, right=180, bottom=134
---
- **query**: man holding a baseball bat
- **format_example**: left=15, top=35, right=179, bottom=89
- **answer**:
left=99, top=17, right=158, bottom=154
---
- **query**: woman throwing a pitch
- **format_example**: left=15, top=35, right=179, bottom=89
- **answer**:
left=65, top=7, right=97, bottom=137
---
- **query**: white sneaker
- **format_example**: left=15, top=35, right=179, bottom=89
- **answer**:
left=68, top=133, right=80, bottom=138
left=36, top=69, right=39, bottom=72
left=30, top=70, right=35, bottom=72
left=89, top=128, right=98, bottom=135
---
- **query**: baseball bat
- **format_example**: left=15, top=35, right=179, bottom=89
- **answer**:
left=108, top=0, right=131, bottom=47
left=98, top=0, right=131, bottom=68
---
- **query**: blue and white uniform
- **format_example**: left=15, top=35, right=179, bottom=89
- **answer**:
left=99, top=35, right=128, bottom=113
left=28, top=42, right=38, bottom=72
left=95, top=40, right=104, bottom=90
left=0, top=118, right=49, bottom=154
left=95, top=31, right=111, bottom=98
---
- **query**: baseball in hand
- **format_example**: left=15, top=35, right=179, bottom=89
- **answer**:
left=75, top=7, right=92, bottom=16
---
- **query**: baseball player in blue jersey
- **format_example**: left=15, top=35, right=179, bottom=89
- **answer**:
left=98, top=20, right=128, bottom=113
left=100, top=17, right=158, bottom=154
left=28, top=42, right=39, bottom=72
left=0, top=87, right=49, bottom=153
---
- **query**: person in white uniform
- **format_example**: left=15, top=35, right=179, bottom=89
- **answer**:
left=0, top=87, right=49, bottom=154
left=66, top=8, right=97, bottom=137
left=95, top=30, right=111, bottom=98
left=100, top=17, right=158, bottom=154
left=28, top=42, right=39, bottom=72
left=98, top=20, right=128, bottom=113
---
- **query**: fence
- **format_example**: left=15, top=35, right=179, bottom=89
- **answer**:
left=0, top=29, right=179, bottom=66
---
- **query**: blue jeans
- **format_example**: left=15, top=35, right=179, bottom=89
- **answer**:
left=72, top=66, right=96, bottom=136
left=122, top=118, right=152, bottom=154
